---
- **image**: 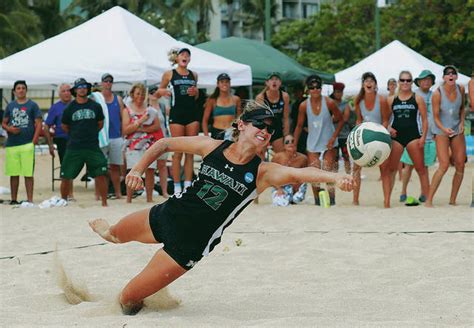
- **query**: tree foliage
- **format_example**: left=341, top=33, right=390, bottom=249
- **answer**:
left=272, top=0, right=473, bottom=75
left=0, top=0, right=42, bottom=58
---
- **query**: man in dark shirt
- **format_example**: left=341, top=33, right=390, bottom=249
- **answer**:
left=60, top=78, right=108, bottom=206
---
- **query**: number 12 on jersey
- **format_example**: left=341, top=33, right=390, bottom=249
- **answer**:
left=196, top=180, right=229, bottom=210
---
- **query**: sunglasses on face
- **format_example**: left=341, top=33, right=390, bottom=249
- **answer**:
left=103, top=79, right=113, bottom=83
left=76, top=84, right=88, bottom=89
left=399, top=79, right=412, bottom=83
left=246, top=120, right=275, bottom=135
left=284, top=139, right=294, bottom=145
left=444, top=71, right=457, bottom=76
left=308, top=85, right=321, bottom=90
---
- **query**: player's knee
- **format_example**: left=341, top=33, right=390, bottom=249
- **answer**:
left=438, top=162, right=449, bottom=173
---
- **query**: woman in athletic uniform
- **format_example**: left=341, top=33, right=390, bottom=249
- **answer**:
left=89, top=102, right=354, bottom=315
left=202, top=73, right=241, bottom=140
left=330, top=82, right=352, bottom=175
left=383, top=71, right=429, bottom=208
left=352, top=72, right=391, bottom=205
left=425, top=65, right=466, bottom=207
left=158, top=48, right=199, bottom=195
left=255, top=72, right=290, bottom=152
left=122, top=83, right=162, bottom=203
left=294, top=75, right=344, bottom=206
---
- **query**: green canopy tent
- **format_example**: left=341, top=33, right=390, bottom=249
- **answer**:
left=196, top=37, right=334, bottom=85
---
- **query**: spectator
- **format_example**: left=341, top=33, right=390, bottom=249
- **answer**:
left=158, top=48, right=200, bottom=195
left=399, top=70, right=437, bottom=203
left=271, top=134, right=308, bottom=206
left=256, top=72, right=290, bottom=153
left=100, top=73, right=125, bottom=199
left=60, top=78, right=108, bottom=206
left=149, top=85, right=170, bottom=198
left=294, top=75, right=343, bottom=205
left=122, top=83, right=162, bottom=203
left=426, top=65, right=466, bottom=207
left=202, top=73, right=241, bottom=140
left=387, top=78, right=397, bottom=97
left=289, top=84, right=307, bottom=154
left=330, top=82, right=352, bottom=174
left=2, top=80, right=42, bottom=206
left=43, top=83, right=74, bottom=200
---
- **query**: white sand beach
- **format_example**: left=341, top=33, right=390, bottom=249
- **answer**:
left=1, top=151, right=473, bottom=327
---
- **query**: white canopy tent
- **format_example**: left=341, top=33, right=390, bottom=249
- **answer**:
left=0, top=6, right=252, bottom=90
left=325, top=40, right=470, bottom=95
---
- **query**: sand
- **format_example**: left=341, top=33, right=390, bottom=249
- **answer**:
left=0, top=151, right=473, bottom=327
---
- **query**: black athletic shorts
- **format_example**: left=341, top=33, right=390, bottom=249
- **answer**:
left=169, top=106, right=200, bottom=126
left=149, top=203, right=203, bottom=270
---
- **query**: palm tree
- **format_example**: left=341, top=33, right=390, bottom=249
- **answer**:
left=180, top=0, right=215, bottom=43
left=0, top=0, right=42, bottom=58
left=240, top=0, right=278, bottom=37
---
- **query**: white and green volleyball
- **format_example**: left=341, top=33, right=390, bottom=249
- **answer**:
left=347, top=122, right=392, bottom=167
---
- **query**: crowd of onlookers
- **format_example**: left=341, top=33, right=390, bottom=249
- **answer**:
left=2, top=48, right=473, bottom=208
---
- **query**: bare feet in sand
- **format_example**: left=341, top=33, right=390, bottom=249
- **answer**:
left=89, top=219, right=119, bottom=243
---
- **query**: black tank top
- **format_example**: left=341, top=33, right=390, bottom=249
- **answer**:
left=264, top=90, right=284, bottom=131
left=170, top=69, right=197, bottom=110
left=162, top=140, right=261, bottom=256
left=391, top=94, right=419, bottom=132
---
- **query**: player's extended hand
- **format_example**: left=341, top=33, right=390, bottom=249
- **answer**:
left=335, top=174, right=354, bottom=192
left=126, top=171, right=144, bottom=190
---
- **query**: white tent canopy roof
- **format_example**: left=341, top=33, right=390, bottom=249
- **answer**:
left=0, top=6, right=252, bottom=89
left=327, top=40, right=470, bottom=95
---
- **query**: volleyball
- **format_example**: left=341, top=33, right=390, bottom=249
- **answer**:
left=347, top=122, right=392, bottom=167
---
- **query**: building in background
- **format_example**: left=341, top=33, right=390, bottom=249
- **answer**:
left=210, top=0, right=330, bottom=41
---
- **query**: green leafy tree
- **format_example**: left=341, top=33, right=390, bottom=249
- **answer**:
left=0, top=0, right=42, bottom=58
left=273, top=0, right=473, bottom=74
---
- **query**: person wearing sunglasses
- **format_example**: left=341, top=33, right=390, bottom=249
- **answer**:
left=383, top=71, right=429, bottom=208
left=271, top=135, right=308, bottom=206
left=88, top=102, right=353, bottom=315
left=352, top=72, right=391, bottom=205
left=255, top=72, right=290, bottom=153
left=202, top=73, right=242, bottom=140
left=399, top=70, right=437, bottom=204
left=426, top=65, right=466, bottom=207
left=294, top=75, right=344, bottom=206
left=60, top=78, right=109, bottom=206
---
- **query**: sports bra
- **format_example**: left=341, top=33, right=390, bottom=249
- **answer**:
left=213, top=104, right=236, bottom=117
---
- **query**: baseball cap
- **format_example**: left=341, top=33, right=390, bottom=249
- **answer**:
left=101, top=73, right=113, bottom=82
left=362, top=72, right=377, bottom=84
left=178, top=48, right=191, bottom=55
left=443, top=65, right=458, bottom=76
left=306, top=75, right=322, bottom=87
left=217, top=73, right=231, bottom=81
left=266, top=72, right=282, bottom=81
left=148, top=84, right=159, bottom=94
left=332, top=82, right=345, bottom=91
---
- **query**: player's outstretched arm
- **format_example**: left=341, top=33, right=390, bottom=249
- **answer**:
left=126, top=136, right=221, bottom=190
left=256, top=162, right=354, bottom=194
